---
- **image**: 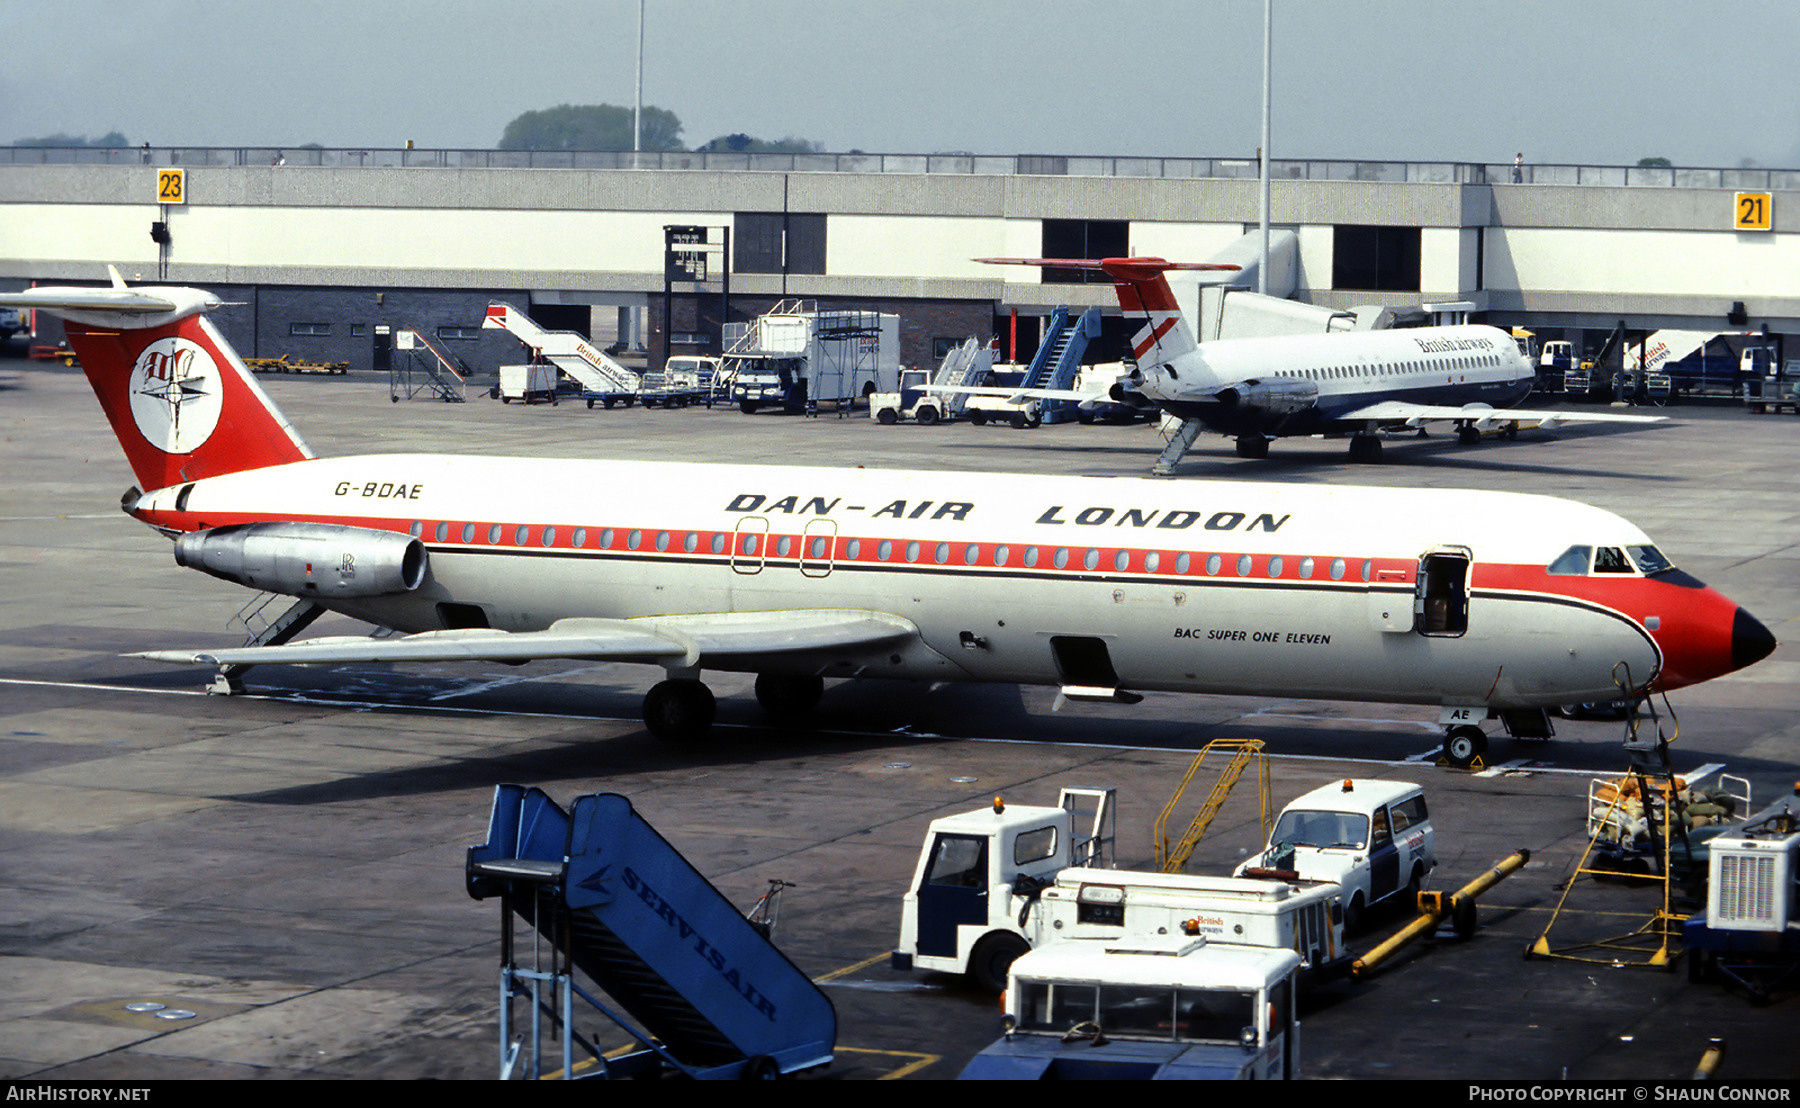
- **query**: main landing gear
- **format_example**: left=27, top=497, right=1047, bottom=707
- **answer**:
left=1234, top=434, right=1270, bottom=459
left=640, top=672, right=826, bottom=740
left=1347, top=434, right=1384, bottom=464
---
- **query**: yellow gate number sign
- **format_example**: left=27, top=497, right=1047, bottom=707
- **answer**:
left=1735, top=191, right=1771, bottom=232
left=156, top=168, right=185, bottom=205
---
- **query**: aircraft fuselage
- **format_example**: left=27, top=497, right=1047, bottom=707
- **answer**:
left=127, top=454, right=1748, bottom=711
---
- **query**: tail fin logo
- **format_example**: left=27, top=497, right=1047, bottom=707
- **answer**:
left=129, top=337, right=222, bottom=454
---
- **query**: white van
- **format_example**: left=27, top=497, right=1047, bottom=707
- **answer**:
left=1235, top=779, right=1434, bottom=932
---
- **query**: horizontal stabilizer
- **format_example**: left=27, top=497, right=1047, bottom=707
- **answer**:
left=975, top=256, right=1240, bottom=276
left=0, top=266, right=225, bottom=329
left=133, top=608, right=921, bottom=670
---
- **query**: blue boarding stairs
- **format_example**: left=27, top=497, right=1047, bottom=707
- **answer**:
left=466, top=785, right=837, bottom=1079
left=1022, top=305, right=1102, bottom=424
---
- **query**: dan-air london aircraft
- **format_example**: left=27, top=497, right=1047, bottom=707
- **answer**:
left=947, top=257, right=1664, bottom=471
left=2, top=269, right=1772, bottom=766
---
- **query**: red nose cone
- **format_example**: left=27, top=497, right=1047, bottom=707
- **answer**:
left=1656, top=593, right=1776, bottom=691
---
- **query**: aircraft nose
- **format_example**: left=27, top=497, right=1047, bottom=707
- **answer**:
left=1733, top=606, right=1777, bottom=672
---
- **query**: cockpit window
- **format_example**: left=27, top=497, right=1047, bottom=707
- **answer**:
left=1627, top=545, right=1674, bottom=575
left=1547, top=545, right=1591, bottom=576
left=1593, top=547, right=1632, bottom=574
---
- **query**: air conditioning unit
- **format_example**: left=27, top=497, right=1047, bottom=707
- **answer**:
left=1706, top=831, right=1800, bottom=933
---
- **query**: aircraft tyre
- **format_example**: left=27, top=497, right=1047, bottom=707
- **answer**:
left=1235, top=435, right=1270, bottom=460
left=1443, top=725, right=1487, bottom=767
left=754, top=673, right=824, bottom=720
left=969, top=931, right=1031, bottom=993
left=1458, top=425, right=1481, bottom=445
left=643, top=678, right=716, bottom=741
left=1348, top=435, right=1383, bottom=463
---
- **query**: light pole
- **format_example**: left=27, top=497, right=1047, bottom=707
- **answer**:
left=1259, top=0, right=1271, bottom=295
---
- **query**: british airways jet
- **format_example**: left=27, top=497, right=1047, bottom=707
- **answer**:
left=962, top=258, right=1663, bottom=470
left=0, top=270, right=1769, bottom=766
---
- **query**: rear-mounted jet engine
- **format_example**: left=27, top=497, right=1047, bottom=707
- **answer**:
left=174, top=522, right=428, bottom=597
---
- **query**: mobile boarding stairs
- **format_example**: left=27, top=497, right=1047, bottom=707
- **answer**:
left=466, top=785, right=837, bottom=1079
left=483, top=302, right=643, bottom=405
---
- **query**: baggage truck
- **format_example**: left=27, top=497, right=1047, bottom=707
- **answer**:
left=959, top=934, right=1302, bottom=1079
left=893, top=790, right=1347, bottom=992
left=726, top=301, right=899, bottom=414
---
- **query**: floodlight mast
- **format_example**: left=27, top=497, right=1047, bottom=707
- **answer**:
left=1259, top=0, right=1272, bottom=296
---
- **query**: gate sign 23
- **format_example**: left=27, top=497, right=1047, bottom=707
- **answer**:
left=157, top=168, right=186, bottom=205
left=1735, top=191, right=1771, bottom=232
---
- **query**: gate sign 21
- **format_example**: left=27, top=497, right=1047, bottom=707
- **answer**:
left=1735, top=191, right=1771, bottom=232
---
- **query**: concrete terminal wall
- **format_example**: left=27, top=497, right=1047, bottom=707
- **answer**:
left=2, top=165, right=1795, bottom=354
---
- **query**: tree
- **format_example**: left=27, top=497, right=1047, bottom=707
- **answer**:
left=11, top=131, right=128, bottom=147
left=695, top=133, right=823, bottom=155
left=1636, top=156, right=1673, bottom=168
left=498, top=104, right=683, bottom=151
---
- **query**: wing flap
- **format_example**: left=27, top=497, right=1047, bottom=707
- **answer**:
left=131, top=609, right=920, bottom=669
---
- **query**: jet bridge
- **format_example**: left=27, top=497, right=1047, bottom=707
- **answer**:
left=466, top=785, right=837, bottom=1080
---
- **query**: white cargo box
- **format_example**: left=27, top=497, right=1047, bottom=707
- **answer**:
left=498, top=364, right=559, bottom=404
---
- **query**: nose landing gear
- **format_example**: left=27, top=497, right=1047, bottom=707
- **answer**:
left=1443, top=725, right=1488, bottom=768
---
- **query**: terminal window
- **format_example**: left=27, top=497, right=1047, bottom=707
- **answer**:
left=289, top=322, right=330, bottom=336
left=1040, top=219, right=1129, bottom=284
left=735, top=212, right=827, bottom=275
left=1332, top=225, right=1421, bottom=292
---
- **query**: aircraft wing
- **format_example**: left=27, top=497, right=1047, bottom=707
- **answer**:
left=132, top=608, right=921, bottom=669
left=1334, top=400, right=1667, bottom=431
left=920, top=383, right=1114, bottom=406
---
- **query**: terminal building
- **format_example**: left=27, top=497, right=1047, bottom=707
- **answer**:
left=1, top=148, right=1795, bottom=376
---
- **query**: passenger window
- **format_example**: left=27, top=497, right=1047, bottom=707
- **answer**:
left=1547, top=545, right=1591, bottom=576
left=1593, top=547, right=1631, bottom=573
left=1372, top=807, right=1392, bottom=845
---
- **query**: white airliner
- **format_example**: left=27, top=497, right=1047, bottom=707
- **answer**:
left=956, top=258, right=1664, bottom=468
left=1, top=270, right=1773, bottom=766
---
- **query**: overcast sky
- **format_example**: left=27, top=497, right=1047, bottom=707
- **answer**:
left=4, top=0, right=1797, bottom=168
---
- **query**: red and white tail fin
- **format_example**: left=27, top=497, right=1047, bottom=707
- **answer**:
left=0, top=271, right=312, bottom=491
left=976, top=257, right=1236, bottom=367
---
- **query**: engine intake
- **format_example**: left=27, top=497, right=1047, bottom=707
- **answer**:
left=174, top=522, right=428, bottom=598
left=1215, top=377, right=1319, bottom=415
